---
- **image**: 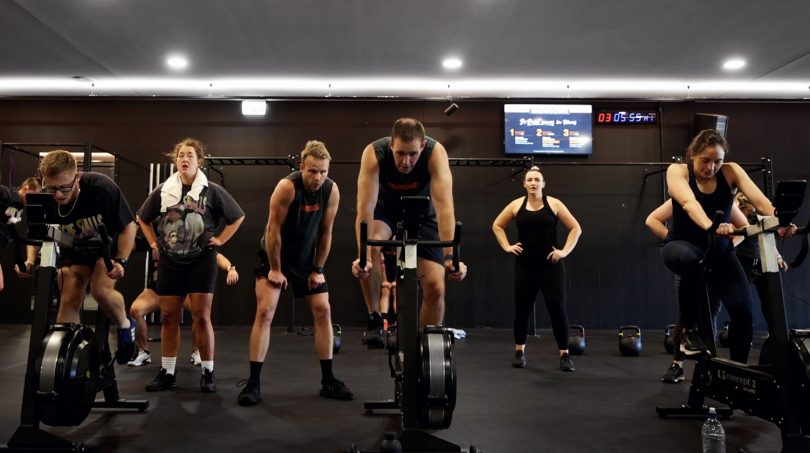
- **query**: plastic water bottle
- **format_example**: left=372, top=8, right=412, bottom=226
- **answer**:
left=701, top=407, right=726, bottom=453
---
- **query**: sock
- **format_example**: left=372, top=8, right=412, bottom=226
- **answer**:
left=201, top=360, right=214, bottom=373
left=320, top=359, right=334, bottom=384
left=162, top=357, right=177, bottom=375
left=249, top=361, right=263, bottom=381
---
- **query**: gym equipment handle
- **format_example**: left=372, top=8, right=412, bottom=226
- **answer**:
left=98, top=225, right=114, bottom=272
left=358, top=221, right=462, bottom=272
left=698, top=210, right=725, bottom=266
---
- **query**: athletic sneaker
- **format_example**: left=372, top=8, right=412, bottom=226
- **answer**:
left=560, top=352, right=575, bottom=372
left=127, top=349, right=151, bottom=367
left=320, top=377, right=354, bottom=400
left=116, top=316, right=137, bottom=365
left=190, top=348, right=202, bottom=366
left=145, top=368, right=177, bottom=392
left=236, top=379, right=262, bottom=406
left=200, top=368, right=217, bottom=393
left=512, top=350, right=527, bottom=368
left=362, top=313, right=385, bottom=349
left=661, top=363, right=685, bottom=383
left=680, top=329, right=711, bottom=356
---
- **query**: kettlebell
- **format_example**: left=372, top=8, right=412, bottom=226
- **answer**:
left=664, top=324, right=676, bottom=354
left=568, top=324, right=586, bottom=355
left=718, top=321, right=730, bottom=348
left=332, top=323, right=342, bottom=354
left=618, top=325, right=642, bottom=356
left=380, top=431, right=403, bottom=453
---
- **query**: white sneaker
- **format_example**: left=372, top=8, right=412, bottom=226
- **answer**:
left=127, top=349, right=151, bottom=367
left=190, top=349, right=201, bottom=366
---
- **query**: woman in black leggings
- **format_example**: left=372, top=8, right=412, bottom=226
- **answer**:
left=492, top=166, right=582, bottom=371
left=664, top=129, right=781, bottom=364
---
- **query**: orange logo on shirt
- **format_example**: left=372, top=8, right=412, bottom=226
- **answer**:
left=387, top=181, right=421, bottom=191
left=302, top=204, right=321, bottom=212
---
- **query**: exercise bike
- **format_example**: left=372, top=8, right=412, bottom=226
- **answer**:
left=353, top=196, right=481, bottom=453
left=656, top=180, right=810, bottom=453
left=2, top=193, right=148, bottom=452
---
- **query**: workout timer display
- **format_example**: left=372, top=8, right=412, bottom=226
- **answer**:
left=596, top=110, right=658, bottom=125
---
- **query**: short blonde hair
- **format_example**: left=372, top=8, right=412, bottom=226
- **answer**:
left=39, top=150, right=77, bottom=179
left=300, top=140, right=331, bottom=162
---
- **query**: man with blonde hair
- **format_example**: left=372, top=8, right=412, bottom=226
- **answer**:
left=237, top=140, right=353, bottom=406
left=35, top=150, right=137, bottom=363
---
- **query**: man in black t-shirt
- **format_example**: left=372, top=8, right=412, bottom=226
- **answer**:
left=37, top=150, right=137, bottom=364
left=0, top=177, right=40, bottom=291
left=352, top=118, right=467, bottom=346
left=237, top=140, right=353, bottom=406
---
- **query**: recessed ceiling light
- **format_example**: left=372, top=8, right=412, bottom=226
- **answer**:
left=166, top=55, right=189, bottom=70
left=241, top=99, right=267, bottom=116
left=723, top=58, right=746, bottom=71
left=442, top=57, right=463, bottom=70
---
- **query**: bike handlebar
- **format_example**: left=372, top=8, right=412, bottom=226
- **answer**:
left=359, top=221, right=462, bottom=272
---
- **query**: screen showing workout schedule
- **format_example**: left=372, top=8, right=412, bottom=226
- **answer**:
left=504, top=104, right=593, bottom=156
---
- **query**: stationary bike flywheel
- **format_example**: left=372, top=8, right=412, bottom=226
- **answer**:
left=35, top=323, right=99, bottom=426
left=418, top=326, right=456, bottom=429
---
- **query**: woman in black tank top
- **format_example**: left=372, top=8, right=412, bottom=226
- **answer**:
left=493, top=166, right=582, bottom=372
left=663, top=129, right=781, bottom=364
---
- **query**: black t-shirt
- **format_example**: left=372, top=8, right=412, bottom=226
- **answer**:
left=138, top=181, right=244, bottom=264
left=53, top=172, right=134, bottom=254
left=373, top=136, right=436, bottom=219
left=260, top=171, right=334, bottom=279
left=0, top=185, right=23, bottom=245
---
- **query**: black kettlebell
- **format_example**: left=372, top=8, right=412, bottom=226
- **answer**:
left=718, top=322, right=730, bottom=348
left=664, top=324, right=676, bottom=354
left=568, top=324, right=586, bottom=355
left=619, top=325, right=642, bottom=356
left=332, top=323, right=342, bottom=354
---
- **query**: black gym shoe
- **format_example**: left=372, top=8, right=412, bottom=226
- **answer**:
left=320, top=377, right=354, bottom=400
left=560, top=352, right=575, bottom=372
left=145, top=368, right=177, bottom=392
left=200, top=368, right=217, bottom=393
left=512, top=350, right=527, bottom=368
left=236, top=379, right=262, bottom=406
left=661, top=363, right=685, bottom=383
left=362, top=327, right=386, bottom=349
left=680, top=329, right=711, bottom=356
left=116, top=316, right=137, bottom=365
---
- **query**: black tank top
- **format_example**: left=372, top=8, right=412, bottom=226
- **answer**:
left=669, top=165, right=733, bottom=251
left=515, top=195, right=558, bottom=266
left=373, top=136, right=436, bottom=218
left=260, top=171, right=333, bottom=277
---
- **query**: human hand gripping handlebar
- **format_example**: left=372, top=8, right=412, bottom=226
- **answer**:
left=359, top=221, right=462, bottom=272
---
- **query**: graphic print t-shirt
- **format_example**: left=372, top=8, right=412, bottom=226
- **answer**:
left=138, top=181, right=244, bottom=264
left=0, top=185, right=23, bottom=245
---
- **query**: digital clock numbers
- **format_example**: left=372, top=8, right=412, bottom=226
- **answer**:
left=596, top=110, right=658, bottom=125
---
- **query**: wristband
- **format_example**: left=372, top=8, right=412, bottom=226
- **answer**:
left=313, top=266, right=325, bottom=274
left=114, top=257, right=129, bottom=269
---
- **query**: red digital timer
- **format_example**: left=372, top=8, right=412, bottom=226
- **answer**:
left=596, top=110, right=658, bottom=125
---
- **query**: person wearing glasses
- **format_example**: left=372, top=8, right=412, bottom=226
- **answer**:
left=35, top=150, right=138, bottom=364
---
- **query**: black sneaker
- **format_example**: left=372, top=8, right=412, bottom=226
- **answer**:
left=362, top=313, right=385, bottom=349
left=236, top=379, right=262, bottom=406
left=560, top=352, right=575, bottom=372
left=320, top=378, right=354, bottom=400
left=116, top=316, right=137, bottom=365
left=145, top=368, right=177, bottom=392
left=661, top=363, right=684, bottom=383
left=512, top=350, right=527, bottom=368
left=680, top=329, right=711, bottom=356
left=200, top=368, right=217, bottom=393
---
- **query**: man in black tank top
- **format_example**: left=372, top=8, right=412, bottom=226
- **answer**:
left=238, top=141, right=353, bottom=406
left=352, top=118, right=468, bottom=347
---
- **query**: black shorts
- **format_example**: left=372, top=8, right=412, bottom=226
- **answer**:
left=374, top=206, right=443, bottom=265
left=157, top=248, right=218, bottom=296
left=253, top=250, right=328, bottom=299
left=59, top=249, right=103, bottom=268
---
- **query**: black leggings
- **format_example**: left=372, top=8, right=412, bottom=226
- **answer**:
left=661, top=240, right=753, bottom=363
left=513, top=261, right=569, bottom=349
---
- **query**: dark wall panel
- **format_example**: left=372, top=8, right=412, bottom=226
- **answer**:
left=1, top=99, right=808, bottom=332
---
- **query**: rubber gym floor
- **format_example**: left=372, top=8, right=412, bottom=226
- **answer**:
left=0, top=325, right=782, bottom=453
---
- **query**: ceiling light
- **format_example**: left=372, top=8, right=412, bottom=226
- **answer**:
left=442, top=57, right=463, bottom=70
left=166, top=55, right=189, bottom=70
left=241, top=99, right=267, bottom=116
left=723, top=58, right=746, bottom=71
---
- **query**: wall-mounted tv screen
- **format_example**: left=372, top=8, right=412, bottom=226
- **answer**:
left=504, top=104, right=593, bottom=155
